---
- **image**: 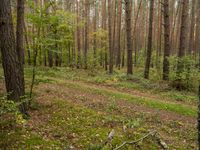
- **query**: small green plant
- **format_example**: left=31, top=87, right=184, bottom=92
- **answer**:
left=87, top=144, right=103, bottom=150
left=107, top=99, right=118, bottom=112
left=125, top=118, right=142, bottom=129
left=0, top=96, right=26, bottom=130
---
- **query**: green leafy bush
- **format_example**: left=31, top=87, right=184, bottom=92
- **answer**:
left=169, top=56, right=199, bottom=91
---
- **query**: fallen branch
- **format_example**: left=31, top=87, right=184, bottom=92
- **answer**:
left=113, top=130, right=168, bottom=150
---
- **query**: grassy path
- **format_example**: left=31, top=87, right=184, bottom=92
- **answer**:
left=49, top=77, right=197, bottom=118
left=0, top=68, right=198, bottom=149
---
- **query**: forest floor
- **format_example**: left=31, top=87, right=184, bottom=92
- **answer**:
left=0, top=67, right=198, bottom=149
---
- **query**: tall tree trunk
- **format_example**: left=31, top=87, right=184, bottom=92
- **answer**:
left=144, top=0, right=154, bottom=79
left=133, top=0, right=142, bottom=66
left=93, top=0, right=97, bottom=67
left=122, top=29, right=126, bottom=68
left=84, top=0, right=89, bottom=69
left=76, top=0, right=81, bottom=69
left=102, top=0, right=107, bottom=70
left=156, top=0, right=162, bottom=69
left=16, top=0, right=25, bottom=103
left=112, top=0, right=116, bottom=68
left=116, top=0, right=122, bottom=69
left=125, top=0, right=133, bottom=75
left=108, top=0, right=113, bottom=73
left=188, top=0, right=196, bottom=55
left=44, top=0, right=53, bottom=67
left=177, top=0, right=189, bottom=75
left=0, top=0, right=26, bottom=113
left=163, top=0, right=171, bottom=80
left=170, top=0, right=180, bottom=55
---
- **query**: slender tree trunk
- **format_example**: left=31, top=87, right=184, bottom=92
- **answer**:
left=45, top=0, right=53, bottom=68
left=133, top=0, right=142, bottom=66
left=76, top=0, right=81, bottom=69
left=116, top=0, right=122, bottom=69
left=93, top=1, right=97, bottom=67
left=177, top=0, right=189, bottom=75
left=84, top=0, right=89, bottom=69
left=108, top=0, right=113, bottom=73
left=144, top=0, right=154, bottom=79
left=156, top=0, right=162, bottom=69
left=188, top=0, right=196, bottom=55
left=112, top=0, right=116, bottom=68
left=163, top=0, right=171, bottom=80
left=16, top=0, right=25, bottom=102
left=122, top=29, right=126, bottom=68
left=125, top=0, right=133, bottom=75
left=170, top=0, right=180, bottom=55
left=102, top=0, right=107, bottom=70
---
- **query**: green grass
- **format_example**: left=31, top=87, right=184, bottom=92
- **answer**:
left=51, top=78, right=197, bottom=117
left=25, top=67, right=197, bottom=117
left=0, top=67, right=198, bottom=149
left=29, top=67, right=198, bottom=105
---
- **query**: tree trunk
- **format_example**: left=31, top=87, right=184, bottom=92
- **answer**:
left=116, top=0, right=122, bottom=69
left=0, top=0, right=26, bottom=113
left=188, top=0, right=196, bottom=55
left=125, top=0, right=133, bottom=75
left=84, top=0, right=89, bottom=69
left=93, top=1, right=97, bottom=67
left=16, top=0, right=25, bottom=102
left=112, top=0, right=116, bottom=69
left=177, top=0, right=189, bottom=75
left=144, top=0, right=154, bottom=79
left=108, top=0, right=113, bottom=74
left=76, top=0, right=81, bottom=69
left=133, top=0, right=142, bottom=66
left=163, top=0, right=171, bottom=80
left=102, top=0, right=107, bottom=70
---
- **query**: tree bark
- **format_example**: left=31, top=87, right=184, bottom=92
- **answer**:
left=84, top=0, right=89, bottom=69
left=125, top=0, right=133, bottom=75
left=163, top=0, right=171, bottom=80
left=177, top=0, right=189, bottom=74
left=116, top=0, right=122, bottom=69
left=108, top=0, right=113, bottom=74
left=16, top=0, right=25, bottom=101
left=76, top=0, right=81, bottom=69
left=188, top=0, right=196, bottom=55
left=93, top=0, right=97, bottom=67
left=144, top=0, right=154, bottom=79
left=0, top=0, right=26, bottom=113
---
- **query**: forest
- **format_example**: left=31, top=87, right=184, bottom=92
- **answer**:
left=0, top=0, right=200, bottom=149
